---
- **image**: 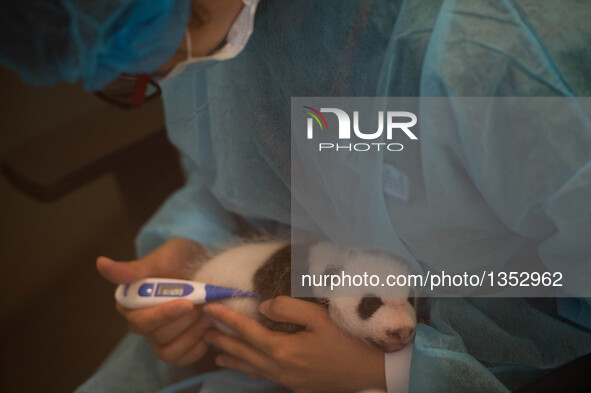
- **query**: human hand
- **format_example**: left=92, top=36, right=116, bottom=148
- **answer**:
left=203, top=296, right=387, bottom=393
left=97, top=237, right=211, bottom=367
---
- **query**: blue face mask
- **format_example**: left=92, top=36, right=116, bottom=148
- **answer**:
left=162, top=0, right=260, bottom=80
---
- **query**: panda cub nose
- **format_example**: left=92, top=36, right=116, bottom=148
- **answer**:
left=386, top=327, right=415, bottom=344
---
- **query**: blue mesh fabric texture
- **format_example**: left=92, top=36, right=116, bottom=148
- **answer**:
left=0, top=0, right=191, bottom=90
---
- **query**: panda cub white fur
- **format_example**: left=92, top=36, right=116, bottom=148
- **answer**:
left=193, top=241, right=416, bottom=353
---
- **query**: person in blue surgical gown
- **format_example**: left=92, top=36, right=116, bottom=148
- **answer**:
left=2, top=0, right=591, bottom=392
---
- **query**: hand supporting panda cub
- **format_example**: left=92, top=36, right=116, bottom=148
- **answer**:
left=203, top=296, right=387, bottom=393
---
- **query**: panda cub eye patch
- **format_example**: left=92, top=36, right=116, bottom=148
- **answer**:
left=357, top=294, right=384, bottom=320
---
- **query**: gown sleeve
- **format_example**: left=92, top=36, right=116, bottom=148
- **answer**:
left=135, top=154, right=239, bottom=257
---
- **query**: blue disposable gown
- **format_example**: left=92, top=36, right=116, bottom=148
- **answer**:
left=77, top=0, right=591, bottom=392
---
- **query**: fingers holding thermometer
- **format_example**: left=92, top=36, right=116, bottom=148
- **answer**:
left=112, top=277, right=256, bottom=365
left=116, top=299, right=195, bottom=340
left=97, top=238, right=213, bottom=366
left=118, top=301, right=212, bottom=366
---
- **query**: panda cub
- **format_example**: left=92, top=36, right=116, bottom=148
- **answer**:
left=193, top=241, right=416, bottom=353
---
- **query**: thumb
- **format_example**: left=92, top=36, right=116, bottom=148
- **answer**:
left=97, top=256, right=156, bottom=285
left=258, top=296, right=329, bottom=330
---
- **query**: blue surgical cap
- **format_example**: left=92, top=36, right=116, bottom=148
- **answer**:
left=0, top=0, right=191, bottom=91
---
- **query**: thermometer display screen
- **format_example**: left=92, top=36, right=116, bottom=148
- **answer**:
left=157, top=285, right=185, bottom=296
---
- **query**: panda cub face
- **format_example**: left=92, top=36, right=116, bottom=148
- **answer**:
left=328, top=296, right=415, bottom=353
left=308, top=242, right=416, bottom=353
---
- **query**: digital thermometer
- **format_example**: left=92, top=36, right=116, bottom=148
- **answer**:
left=115, top=278, right=258, bottom=309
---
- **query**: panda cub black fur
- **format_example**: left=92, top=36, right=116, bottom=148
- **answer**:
left=193, top=241, right=416, bottom=353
